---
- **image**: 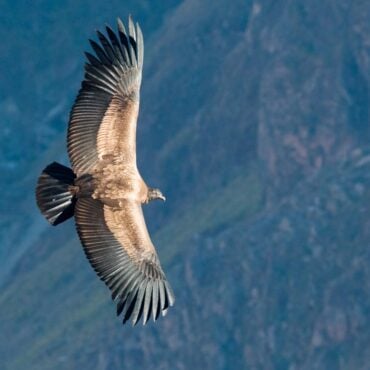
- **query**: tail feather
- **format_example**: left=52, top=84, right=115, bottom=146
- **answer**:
left=36, top=162, right=76, bottom=226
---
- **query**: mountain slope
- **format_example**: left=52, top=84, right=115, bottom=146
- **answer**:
left=2, top=0, right=370, bottom=369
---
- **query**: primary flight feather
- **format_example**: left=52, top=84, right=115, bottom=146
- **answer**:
left=35, top=17, right=175, bottom=326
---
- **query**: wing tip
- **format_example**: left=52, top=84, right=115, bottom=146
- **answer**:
left=88, top=16, right=143, bottom=69
left=116, top=278, right=175, bottom=326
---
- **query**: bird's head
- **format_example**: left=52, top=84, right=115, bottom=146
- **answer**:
left=147, top=187, right=166, bottom=202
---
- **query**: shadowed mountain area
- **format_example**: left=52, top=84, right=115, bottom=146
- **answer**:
left=1, top=1, right=370, bottom=369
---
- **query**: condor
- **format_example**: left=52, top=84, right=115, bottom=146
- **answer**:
left=36, top=17, right=174, bottom=326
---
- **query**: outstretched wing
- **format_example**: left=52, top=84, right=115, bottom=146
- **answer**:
left=75, top=198, right=175, bottom=325
left=67, top=17, right=144, bottom=176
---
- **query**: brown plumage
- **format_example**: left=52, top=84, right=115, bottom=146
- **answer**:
left=35, top=17, right=174, bottom=325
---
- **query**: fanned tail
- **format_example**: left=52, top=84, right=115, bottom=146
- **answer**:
left=36, top=162, right=76, bottom=226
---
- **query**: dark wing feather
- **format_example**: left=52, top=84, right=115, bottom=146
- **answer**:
left=67, top=17, right=144, bottom=176
left=74, top=197, right=174, bottom=325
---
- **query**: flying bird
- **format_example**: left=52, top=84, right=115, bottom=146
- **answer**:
left=36, top=17, right=175, bottom=326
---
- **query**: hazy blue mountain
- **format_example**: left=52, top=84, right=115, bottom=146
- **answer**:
left=1, top=1, right=370, bottom=369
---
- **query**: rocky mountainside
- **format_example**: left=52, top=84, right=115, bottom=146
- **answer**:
left=1, top=1, right=370, bottom=369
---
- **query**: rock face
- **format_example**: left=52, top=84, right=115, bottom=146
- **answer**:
left=1, top=1, right=370, bottom=369
left=256, top=1, right=370, bottom=202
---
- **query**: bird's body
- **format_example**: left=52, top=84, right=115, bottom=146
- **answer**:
left=36, top=17, right=174, bottom=326
left=75, top=158, right=147, bottom=204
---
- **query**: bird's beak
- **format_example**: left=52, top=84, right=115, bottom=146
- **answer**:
left=159, top=194, right=166, bottom=202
